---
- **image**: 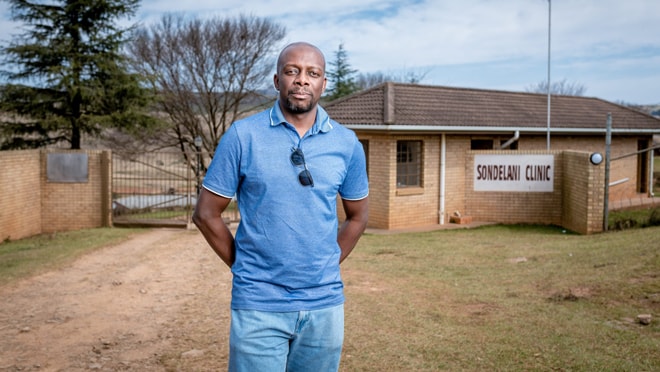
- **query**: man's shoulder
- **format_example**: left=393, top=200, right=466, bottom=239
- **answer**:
left=327, top=117, right=358, bottom=139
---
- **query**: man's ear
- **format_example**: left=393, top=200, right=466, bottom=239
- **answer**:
left=273, top=74, right=279, bottom=91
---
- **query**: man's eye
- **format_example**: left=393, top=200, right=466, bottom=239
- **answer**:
left=309, top=71, right=320, bottom=77
left=285, top=69, right=299, bottom=75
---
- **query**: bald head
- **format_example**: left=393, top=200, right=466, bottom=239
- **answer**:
left=276, top=42, right=326, bottom=75
left=273, top=41, right=327, bottom=118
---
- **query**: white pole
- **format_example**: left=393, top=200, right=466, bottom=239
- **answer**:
left=546, top=0, right=552, bottom=151
left=603, top=113, right=611, bottom=231
left=439, top=134, right=446, bottom=224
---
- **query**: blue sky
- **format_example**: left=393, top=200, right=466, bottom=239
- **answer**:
left=1, top=0, right=659, bottom=104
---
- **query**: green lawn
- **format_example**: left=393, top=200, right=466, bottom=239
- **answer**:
left=340, top=224, right=659, bottom=371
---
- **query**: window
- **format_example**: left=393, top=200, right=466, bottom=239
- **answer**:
left=637, top=139, right=649, bottom=193
left=397, top=140, right=422, bottom=187
left=471, top=139, right=493, bottom=150
left=472, top=138, right=518, bottom=150
left=359, top=139, right=369, bottom=176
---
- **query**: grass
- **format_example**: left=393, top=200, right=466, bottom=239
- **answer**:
left=0, top=224, right=658, bottom=371
left=114, top=201, right=237, bottom=221
left=341, top=224, right=659, bottom=371
left=0, top=228, right=145, bottom=283
left=655, top=156, right=660, bottom=194
left=118, top=209, right=190, bottom=220
left=609, top=207, right=660, bottom=230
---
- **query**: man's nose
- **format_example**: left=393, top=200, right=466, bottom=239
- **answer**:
left=294, top=72, right=309, bottom=85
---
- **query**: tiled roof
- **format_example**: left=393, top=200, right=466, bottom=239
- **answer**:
left=323, top=82, right=660, bottom=133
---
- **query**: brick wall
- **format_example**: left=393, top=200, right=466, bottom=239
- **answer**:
left=0, top=150, right=42, bottom=241
left=0, top=150, right=112, bottom=242
left=461, top=150, right=604, bottom=234
left=362, top=135, right=393, bottom=228
left=522, top=135, right=640, bottom=201
left=464, top=150, right=564, bottom=226
left=443, top=135, right=470, bottom=225
left=389, top=134, right=440, bottom=228
left=353, top=133, right=615, bottom=234
left=561, top=151, right=605, bottom=234
left=40, top=150, right=112, bottom=233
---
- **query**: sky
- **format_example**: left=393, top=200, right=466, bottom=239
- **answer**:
left=0, top=0, right=659, bottom=105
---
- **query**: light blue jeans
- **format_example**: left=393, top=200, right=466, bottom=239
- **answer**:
left=228, top=304, right=344, bottom=372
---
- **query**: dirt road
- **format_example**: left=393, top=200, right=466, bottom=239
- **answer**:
left=0, top=228, right=233, bottom=371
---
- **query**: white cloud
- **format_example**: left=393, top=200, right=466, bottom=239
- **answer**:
left=1, top=0, right=659, bottom=103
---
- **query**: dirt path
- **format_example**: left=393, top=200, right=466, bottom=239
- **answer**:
left=0, top=228, right=232, bottom=372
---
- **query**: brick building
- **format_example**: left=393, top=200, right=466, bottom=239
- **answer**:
left=325, top=82, right=660, bottom=231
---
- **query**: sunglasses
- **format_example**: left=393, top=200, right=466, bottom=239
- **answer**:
left=290, top=148, right=314, bottom=187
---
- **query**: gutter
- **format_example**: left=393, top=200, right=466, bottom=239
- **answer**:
left=344, top=124, right=660, bottom=135
left=500, top=130, right=520, bottom=149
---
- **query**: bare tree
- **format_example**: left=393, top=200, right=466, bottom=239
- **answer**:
left=356, top=69, right=430, bottom=90
left=126, top=14, right=285, bottom=161
left=525, top=78, right=587, bottom=96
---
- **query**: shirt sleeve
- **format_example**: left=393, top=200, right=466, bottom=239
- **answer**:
left=202, top=124, right=242, bottom=198
left=339, top=136, right=369, bottom=200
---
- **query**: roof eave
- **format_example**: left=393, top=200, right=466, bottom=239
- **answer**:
left=345, top=124, right=660, bottom=135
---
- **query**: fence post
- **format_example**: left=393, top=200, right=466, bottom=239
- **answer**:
left=101, top=150, right=113, bottom=227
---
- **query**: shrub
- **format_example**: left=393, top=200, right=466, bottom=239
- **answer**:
left=646, top=207, right=660, bottom=227
left=611, top=218, right=638, bottom=231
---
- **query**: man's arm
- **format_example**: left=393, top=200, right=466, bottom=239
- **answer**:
left=192, top=188, right=235, bottom=268
left=337, top=196, right=369, bottom=264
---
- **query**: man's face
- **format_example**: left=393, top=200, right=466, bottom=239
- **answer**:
left=274, top=45, right=327, bottom=115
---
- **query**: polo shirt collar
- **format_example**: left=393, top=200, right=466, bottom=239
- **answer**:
left=269, top=101, right=333, bottom=134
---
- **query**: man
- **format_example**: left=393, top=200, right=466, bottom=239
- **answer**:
left=193, top=41, right=369, bottom=372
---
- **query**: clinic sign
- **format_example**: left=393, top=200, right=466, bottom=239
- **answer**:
left=474, top=154, right=554, bottom=192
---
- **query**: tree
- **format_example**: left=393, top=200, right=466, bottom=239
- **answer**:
left=326, top=43, right=359, bottom=101
left=356, top=69, right=430, bottom=90
left=126, top=14, right=285, bottom=159
left=0, top=0, right=155, bottom=150
left=525, top=78, right=587, bottom=96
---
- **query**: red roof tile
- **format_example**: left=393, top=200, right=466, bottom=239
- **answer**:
left=323, top=82, right=660, bottom=132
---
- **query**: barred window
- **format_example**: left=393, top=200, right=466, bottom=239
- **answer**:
left=396, top=140, right=422, bottom=187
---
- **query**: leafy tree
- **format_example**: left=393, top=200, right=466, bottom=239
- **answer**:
left=0, top=0, right=155, bottom=150
left=525, top=78, right=587, bottom=96
left=326, top=43, right=359, bottom=101
left=126, top=14, right=285, bottom=159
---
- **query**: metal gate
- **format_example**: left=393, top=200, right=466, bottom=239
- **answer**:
left=112, top=151, right=196, bottom=227
left=112, top=151, right=239, bottom=228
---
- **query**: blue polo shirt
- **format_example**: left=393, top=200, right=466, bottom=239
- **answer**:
left=202, top=102, right=369, bottom=312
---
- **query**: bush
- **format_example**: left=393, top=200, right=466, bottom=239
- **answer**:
left=646, top=207, right=660, bottom=227
left=610, top=207, right=660, bottom=230
left=610, top=217, right=638, bottom=231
